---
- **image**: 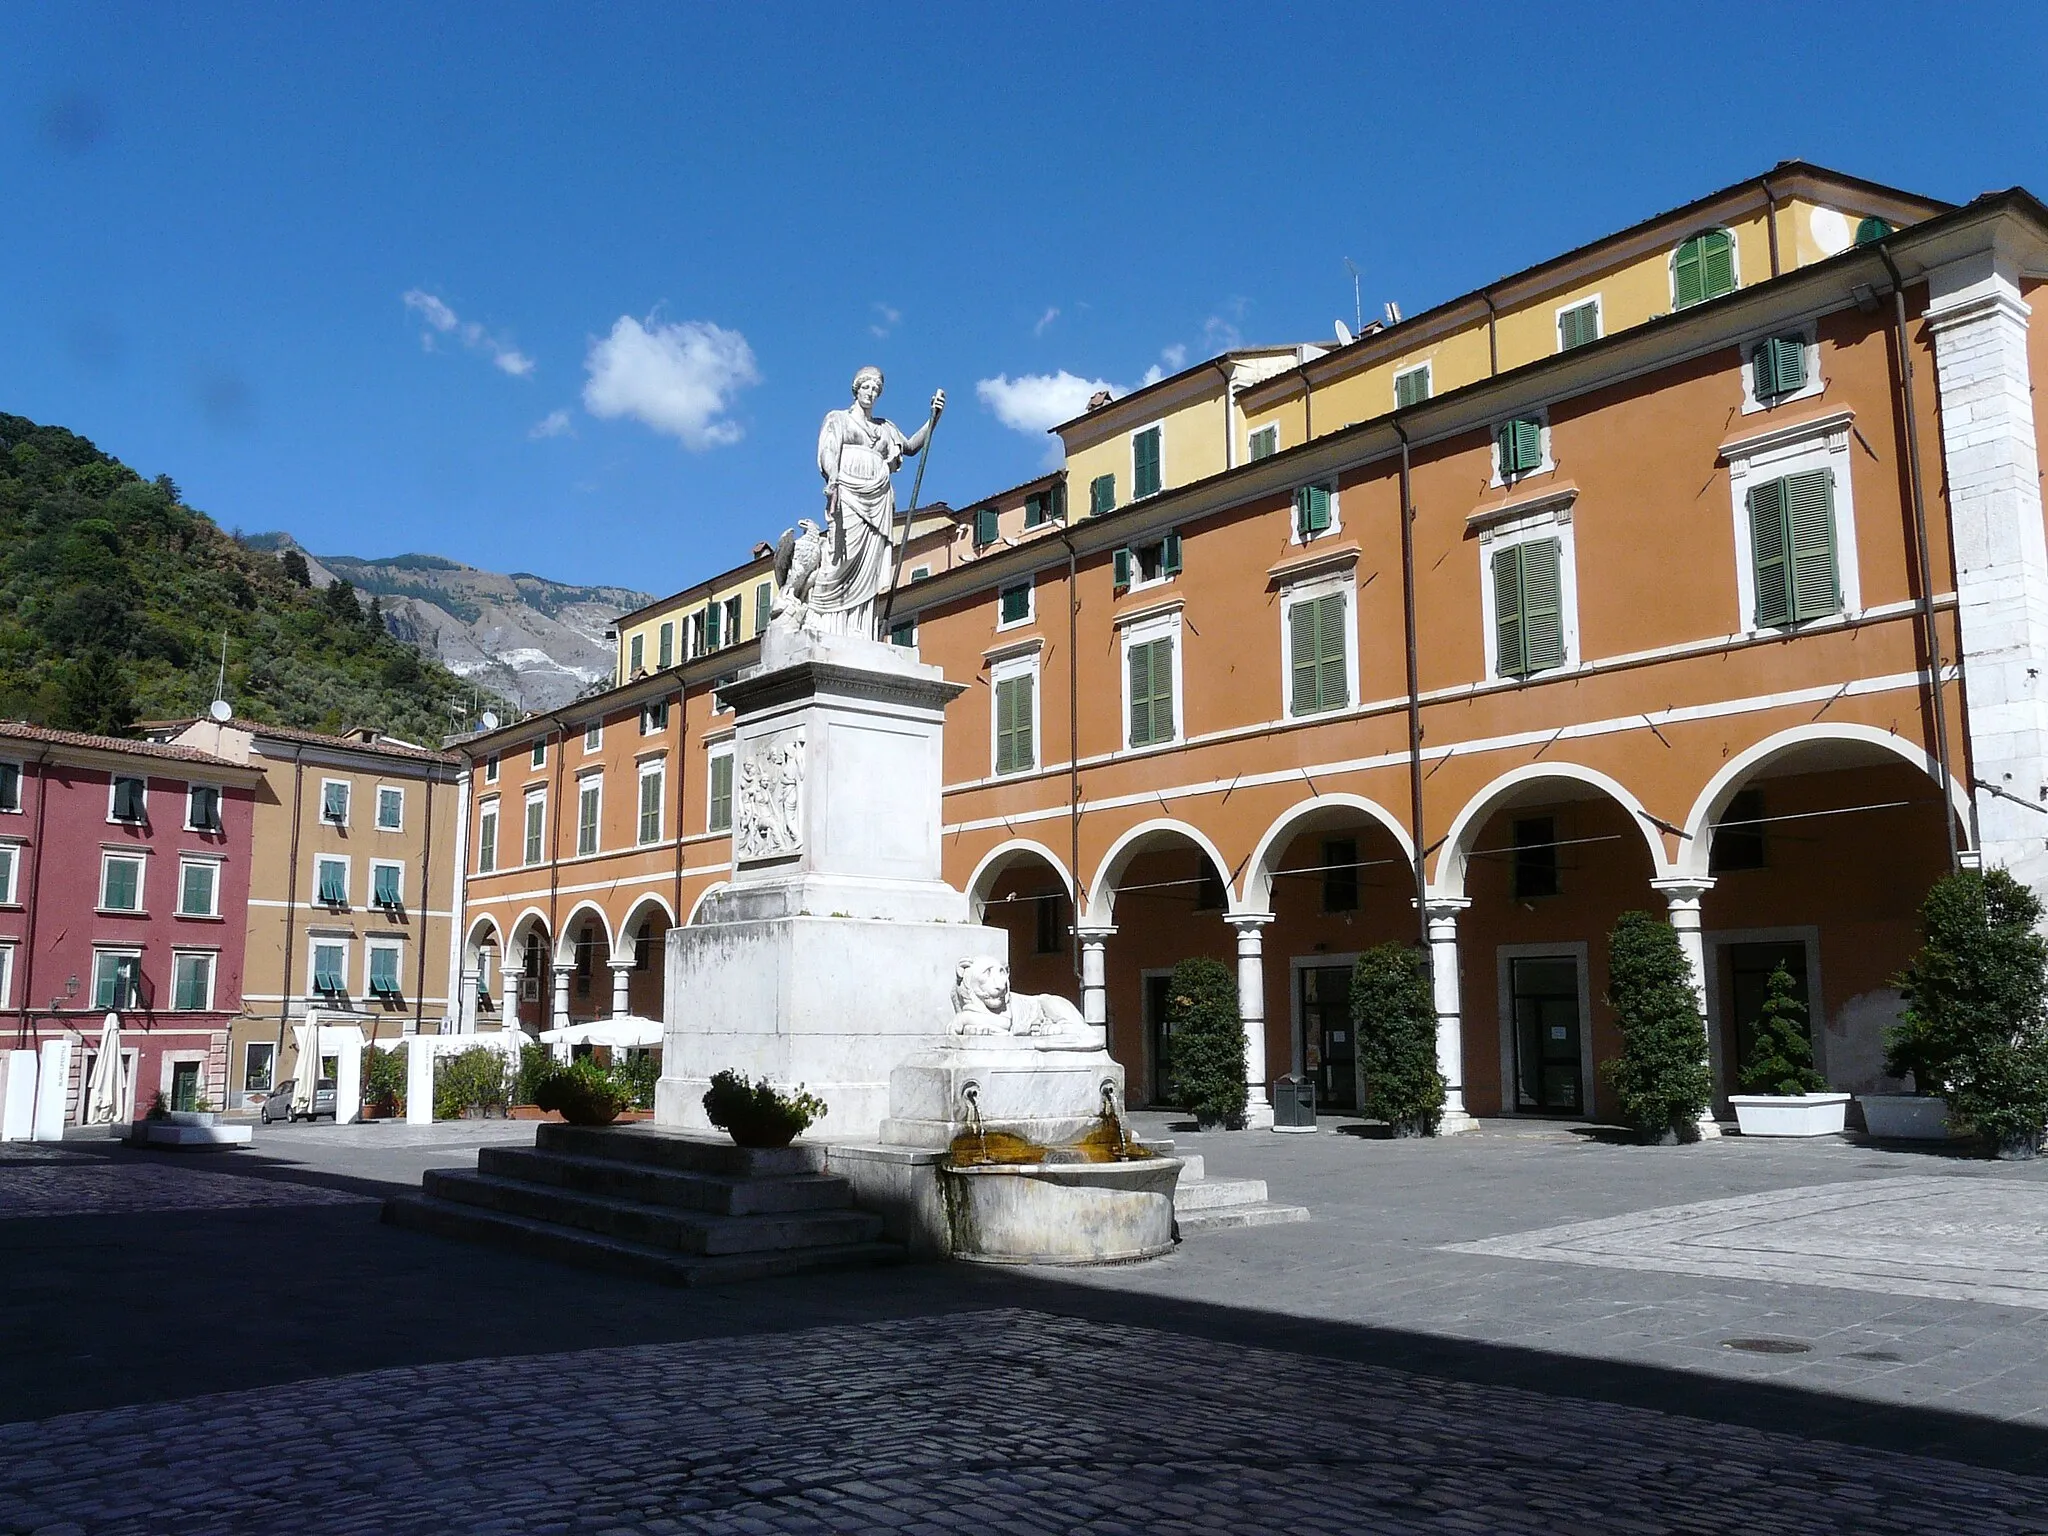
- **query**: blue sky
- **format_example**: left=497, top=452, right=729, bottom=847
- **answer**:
left=4, top=1, right=2043, bottom=594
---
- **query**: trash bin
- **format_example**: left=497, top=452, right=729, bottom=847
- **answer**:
left=1272, top=1074, right=1317, bottom=1133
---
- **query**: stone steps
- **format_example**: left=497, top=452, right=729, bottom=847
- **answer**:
left=381, top=1125, right=903, bottom=1285
left=1147, top=1142, right=1311, bottom=1234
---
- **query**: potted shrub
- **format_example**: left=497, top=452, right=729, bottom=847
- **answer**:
left=360, top=1044, right=406, bottom=1120
left=1728, top=965, right=1850, bottom=1136
left=1881, top=870, right=2048, bottom=1157
left=1351, top=943, right=1445, bottom=1136
left=432, top=1045, right=511, bottom=1121
left=532, top=1058, right=634, bottom=1127
left=1164, top=956, right=1247, bottom=1130
left=1601, top=910, right=1713, bottom=1145
left=1871, top=869, right=2048, bottom=1149
left=702, top=1069, right=826, bottom=1148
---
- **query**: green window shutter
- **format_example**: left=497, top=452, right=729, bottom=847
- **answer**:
left=1498, top=418, right=1542, bottom=477
left=890, top=618, right=916, bottom=648
left=1161, top=530, right=1183, bottom=576
left=374, top=865, right=401, bottom=906
left=975, top=506, right=999, bottom=546
left=1134, top=428, right=1162, bottom=498
left=1090, top=474, right=1116, bottom=516
left=709, top=755, right=732, bottom=832
left=1289, top=600, right=1320, bottom=714
left=1558, top=302, right=1598, bottom=351
left=755, top=582, right=771, bottom=633
left=1394, top=369, right=1430, bottom=408
left=1785, top=469, right=1841, bottom=621
left=1127, top=641, right=1150, bottom=744
left=1753, top=334, right=1805, bottom=400
left=1126, top=637, right=1174, bottom=745
left=705, top=603, right=720, bottom=650
left=181, top=862, right=210, bottom=914
left=630, top=634, right=644, bottom=674
left=370, top=949, right=398, bottom=994
left=1050, top=480, right=1067, bottom=521
left=103, top=859, right=136, bottom=910
left=175, top=957, right=208, bottom=1010
left=1492, top=545, right=1526, bottom=678
left=1673, top=237, right=1706, bottom=309
left=1748, top=479, right=1793, bottom=629
left=1023, top=492, right=1046, bottom=528
left=1113, top=547, right=1132, bottom=591
left=1855, top=216, right=1893, bottom=246
left=1000, top=582, right=1030, bottom=624
left=1315, top=593, right=1348, bottom=709
left=658, top=624, right=673, bottom=668
left=318, top=861, right=345, bottom=904
left=639, top=771, right=661, bottom=843
left=1296, top=484, right=1331, bottom=535
left=1519, top=538, right=1565, bottom=674
left=1701, top=229, right=1736, bottom=298
left=1250, top=425, right=1278, bottom=459
left=995, top=673, right=1034, bottom=773
left=477, top=816, right=496, bottom=872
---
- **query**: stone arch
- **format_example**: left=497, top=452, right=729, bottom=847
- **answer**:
left=686, top=882, right=728, bottom=925
left=1084, top=817, right=1236, bottom=926
left=1677, top=723, right=1971, bottom=880
left=965, top=839, right=1076, bottom=922
left=616, top=893, right=678, bottom=965
left=1433, top=763, right=1672, bottom=899
left=1241, top=793, right=1417, bottom=915
left=553, top=901, right=614, bottom=966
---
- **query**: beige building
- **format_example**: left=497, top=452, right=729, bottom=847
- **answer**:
left=152, top=718, right=464, bottom=1108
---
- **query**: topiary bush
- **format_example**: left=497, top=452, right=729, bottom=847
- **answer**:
left=433, top=1045, right=511, bottom=1121
left=1601, top=910, right=1712, bottom=1144
left=1166, top=956, right=1247, bottom=1130
left=702, top=1070, right=826, bottom=1148
left=1351, top=943, right=1445, bottom=1135
left=1891, top=869, right=2048, bottom=1156
left=532, top=1058, right=634, bottom=1127
left=1736, top=965, right=1826, bottom=1097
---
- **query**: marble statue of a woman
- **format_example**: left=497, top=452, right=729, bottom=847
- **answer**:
left=807, top=366, right=943, bottom=639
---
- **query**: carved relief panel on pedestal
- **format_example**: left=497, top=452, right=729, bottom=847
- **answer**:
left=735, top=729, right=805, bottom=862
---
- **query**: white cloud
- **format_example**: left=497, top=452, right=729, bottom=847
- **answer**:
left=1033, top=307, right=1060, bottom=337
left=1202, top=314, right=1243, bottom=352
left=529, top=408, right=574, bottom=439
left=582, top=316, right=760, bottom=449
left=403, top=289, right=535, bottom=378
left=869, top=301, right=902, bottom=339
left=975, top=370, right=1116, bottom=435
left=1160, top=343, right=1187, bottom=370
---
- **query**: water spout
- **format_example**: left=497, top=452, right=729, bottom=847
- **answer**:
left=1101, top=1079, right=1135, bottom=1160
left=962, top=1082, right=989, bottom=1164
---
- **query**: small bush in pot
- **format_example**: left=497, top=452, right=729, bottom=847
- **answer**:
left=1601, top=910, right=1712, bottom=1144
left=1351, top=943, right=1445, bottom=1135
left=702, top=1070, right=826, bottom=1148
left=1737, top=966, right=1825, bottom=1097
left=361, top=1044, right=407, bottom=1116
left=1893, top=870, right=2048, bottom=1158
left=532, top=1058, right=635, bottom=1127
left=1164, top=956, right=1247, bottom=1130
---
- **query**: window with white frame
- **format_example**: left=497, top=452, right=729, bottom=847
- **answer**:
left=1131, top=423, right=1164, bottom=500
left=1111, top=532, right=1182, bottom=594
left=638, top=761, right=664, bottom=845
left=0, top=842, right=18, bottom=904
left=1741, top=325, right=1823, bottom=414
left=319, top=778, right=350, bottom=826
left=991, top=655, right=1038, bottom=776
left=177, top=857, right=220, bottom=918
left=367, top=942, right=403, bottom=1000
left=93, top=949, right=143, bottom=1010
left=315, top=854, right=349, bottom=907
left=1672, top=227, right=1738, bottom=309
left=1280, top=576, right=1355, bottom=718
left=1291, top=481, right=1338, bottom=544
left=687, top=610, right=707, bottom=658
left=101, top=852, right=145, bottom=912
left=185, top=783, right=222, bottom=832
left=576, top=776, right=602, bottom=856
left=1479, top=503, right=1580, bottom=682
left=523, top=791, right=546, bottom=865
left=109, top=774, right=147, bottom=823
left=641, top=698, right=670, bottom=735
left=1121, top=611, right=1182, bottom=749
left=243, top=1040, right=274, bottom=1093
left=584, top=721, right=602, bottom=753
left=476, top=803, right=498, bottom=873
left=1393, top=363, right=1432, bottom=409
left=375, top=785, right=404, bottom=830
left=1725, top=415, right=1860, bottom=635
left=1556, top=297, right=1601, bottom=352
left=707, top=747, right=733, bottom=833
left=370, top=859, right=403, bottom=909
left=0, top=944, right=13, bottom=1009
left=0, top=760, right=20, bottom=814
left=1248, top=423, right=1280, bottom=461
left=1491, top=411, right=1553, bottom=487
left=722, top=595, right=742, bottom=647
left=311, top=940, right=349, bottom=997
left=997, top=578, right=1034, bottom=629
left=171, top=951, right=215, bottom=1011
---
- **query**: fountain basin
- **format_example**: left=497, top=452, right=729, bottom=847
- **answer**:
left=941, top=1155, right=1182, bottom=1264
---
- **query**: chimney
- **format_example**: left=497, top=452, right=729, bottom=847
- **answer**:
left=1087, top=390, right=1114, bottom=412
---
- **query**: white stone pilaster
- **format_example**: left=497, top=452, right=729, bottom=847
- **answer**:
left=1651, top=877, right=1721, bottom=1138
left=1927, top=250, right=2048, bottom=893
left=1227, top=913, right=1275, bottom=1131
left=1076, top=924, right=1115, bottom=1055
left=1422, top=896, right=1476, bottom=1134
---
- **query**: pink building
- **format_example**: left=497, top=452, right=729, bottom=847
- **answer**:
left=0, top=724, right=262, bottom=1119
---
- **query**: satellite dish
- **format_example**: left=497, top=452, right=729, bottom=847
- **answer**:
left=208, top=699, right=233, bottom=723
left=480, top=711, right=500, bottom=731
left=1334, top=320, right=1354, bottom=346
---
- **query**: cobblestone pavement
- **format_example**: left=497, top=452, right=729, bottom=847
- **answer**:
left=4, top=1308, right=2046, bottom=1536
left=0, top=1146, right=371, bottom=1220
left=1449, top=1175, right=2048, bottom=1307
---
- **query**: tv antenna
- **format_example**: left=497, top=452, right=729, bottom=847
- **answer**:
left=1342, top=258, right=1363, bottom=336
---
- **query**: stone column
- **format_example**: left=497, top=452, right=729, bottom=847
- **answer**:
left=1926, top=251, right=2048, bottom=894
left=1651, top=876, right=1721, bottom=1138
left=609, top=960, right=634, bottom=1019
left=551, top=963, right=573, bottom=1033
left=1075, top=923, right=1115, bottom=1055
left=1422, top=896, right=1477, bottom=1135
left=1226, top=913, right=1276, bottom=1130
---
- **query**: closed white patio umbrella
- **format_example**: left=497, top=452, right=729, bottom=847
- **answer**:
left=537, top=1016, right=663, bottom=1049
left=83, top=1015, right=125, bottom=1125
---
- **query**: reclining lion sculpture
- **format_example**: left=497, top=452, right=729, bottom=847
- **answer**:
left=949, top=957, right=1094, bottom=1048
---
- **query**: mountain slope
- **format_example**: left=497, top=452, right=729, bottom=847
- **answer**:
left=246, top=536, right=649, bottom=712
left=0, top=413, right=496, bottom=741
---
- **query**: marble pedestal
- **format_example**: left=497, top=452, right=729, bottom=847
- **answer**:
left=880, top=1041, right=1128, bottom=1150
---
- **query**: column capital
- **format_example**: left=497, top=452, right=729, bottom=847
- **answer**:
left=1224, top=909, right=1275, bottom=933
left=1074, top=923, right=1118, bottom=942
left=608, top=958, right=636, bottom=972
left=551, top=961, right=576, bottom=977
left=1650, top=876, right=1716, bottom=908
left=1420, top=894, right=1471, bottom=921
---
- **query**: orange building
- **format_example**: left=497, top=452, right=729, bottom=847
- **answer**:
left=455, top=165, right=2048, bottom=1131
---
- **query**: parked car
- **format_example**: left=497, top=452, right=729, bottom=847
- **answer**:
left=259, top=1079, right=337, bottom=1123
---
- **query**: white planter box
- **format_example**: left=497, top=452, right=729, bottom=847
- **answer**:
left=1858, top=1094, right=1953, bottom=1140
left=1730, top=1092, right=1852, bottom=1138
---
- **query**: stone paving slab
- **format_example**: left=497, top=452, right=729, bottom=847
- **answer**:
left=4, top=1308, right=2047, bottom=1535
left=0, top=1150, right=373, bottom=1220
left=1446, top=1176, right=2048, bottom=1308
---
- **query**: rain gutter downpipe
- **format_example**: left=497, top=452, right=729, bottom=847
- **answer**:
left=1877, top=243, right=1962, bottom=871
left=274, top=746, right=306, bottom=1084
left=15, top=747, right=52, bottom=1048
left=1392, top=421, right=1430, bottom=950
left=1056, top=523, right=1083, bottom=980
left=1759, top=175, right=1782, bottom=278
left=1481, top=292, right=1499, bottom=376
